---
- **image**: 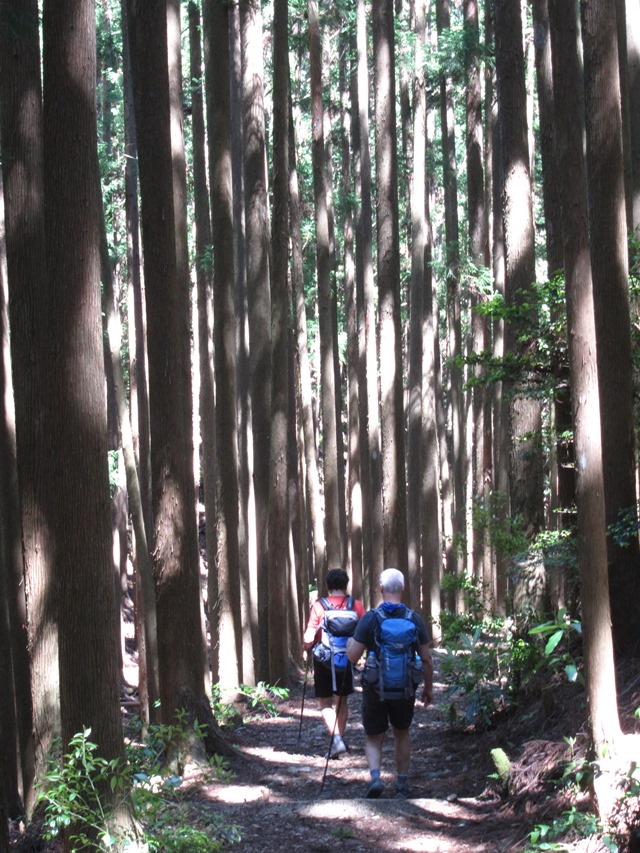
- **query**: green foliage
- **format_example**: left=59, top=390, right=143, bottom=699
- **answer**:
left=528, top=609, right=583, bottom=685
left=211, top=682, right=290, bottom=727
left=37, top=721, right=239, bottom=852
left=436, top=622, right=510, bottom=729
left=471, top=491, right=530, bottom=560
left=522, top=806, right=601, bottom=852
left=36, top=729, right=130, bottom=850
left=607, top=504, right=640, bottom=548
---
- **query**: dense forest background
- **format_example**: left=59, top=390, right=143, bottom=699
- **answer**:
left=2, top=0, right=640, bottom=845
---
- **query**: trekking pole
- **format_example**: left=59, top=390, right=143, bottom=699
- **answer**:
left=320, top=662, right=350, bottom=794
left=298, top=654, right=311, bottom=741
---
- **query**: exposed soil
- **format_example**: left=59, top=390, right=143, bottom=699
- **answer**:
left=176, top=660, right=620, bottom=853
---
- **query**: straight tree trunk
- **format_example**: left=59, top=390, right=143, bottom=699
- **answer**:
left=437, top=0, right=465, bottom=606
left=189, top=2, right=218, bottom=685
left=626, top=0, right=640, bottom=233
left=408, top=0, right=427, bottom=611
left=288, top=103, right=326, bottom=585
left=464, top=0, right=491, bottom=601
left=582, top=0, right=640, bottom=657
left=308, top=0, right=342, bottom=573
left=129, top=0, right=226, bottom=756
left=549, top=0, right=622, bottom=790
left=373, top=0, right=408, bottom=575
left=268, top=0, right=290, bottom=684
left=204, top=0, right=244, bottom=690
left=494, top=0, right=544, bottom=538
left=356, top=0, right=384, bottom=599
left=42, top=0, right=126, bottom=827
left=532, top=0, right=573, bottom=541
left=241, top=0, right=271, bottom=680
left=0, top=0, right=51, bottom=812
left=340, top=30, right=363, bottom=597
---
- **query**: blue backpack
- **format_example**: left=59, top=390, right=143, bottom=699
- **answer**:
left=370, top=605, right=423, bottom=700
left=313, top=596, right=359, bottom=691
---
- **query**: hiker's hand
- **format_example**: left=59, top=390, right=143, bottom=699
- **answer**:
left=421, top=684, right=433, bottom=706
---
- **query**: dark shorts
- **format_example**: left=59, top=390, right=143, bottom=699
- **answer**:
left=313, top=658, right=355, bottom=698
left=361, top=685, right=415, bottom=735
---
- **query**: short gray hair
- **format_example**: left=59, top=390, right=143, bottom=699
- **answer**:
left=379, top=568, right=405, bottom=594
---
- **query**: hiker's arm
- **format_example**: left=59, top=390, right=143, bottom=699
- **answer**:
left=346, top=637, right=365, bottom=664
left=419, top=643, right=433, bottom=706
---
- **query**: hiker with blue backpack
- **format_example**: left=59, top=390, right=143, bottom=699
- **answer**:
left=347, top=568, right=433, bottom=799
left=303, top=568, right=366, bottom=758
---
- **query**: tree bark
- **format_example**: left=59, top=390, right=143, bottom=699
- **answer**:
left=308, top=0, right=342, bottom=573
left=373, top=0, right=408, bottom=575
left=582, top=0, right=640, bottom=658
left=0, top=0, right=51, bottom=813
left=42, top=0, right=127, bottom=836
left=549, top=0, right=622, bottom=779
left=268, top=0, right=290, bottom=684
left=494, top=0, right=544, bottom=538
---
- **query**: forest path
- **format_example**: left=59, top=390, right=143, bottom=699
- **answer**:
left=189, top=669, right=534, bottom=853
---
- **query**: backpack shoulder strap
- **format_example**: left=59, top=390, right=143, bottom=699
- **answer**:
left=319, top=597, right=332, bottom=611
left=345, top=596, right=355, bottom=610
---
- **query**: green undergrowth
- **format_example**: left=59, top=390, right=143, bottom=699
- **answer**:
left=34, top=681, right=288, bottom=852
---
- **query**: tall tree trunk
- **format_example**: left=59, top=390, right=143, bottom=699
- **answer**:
left=532, top=0, right=573, bottom=544
left=42, top=0, right=127, bottom=833
left=0, top=0, right=50, bottom=812
left=340, top=32, right=363, bottom=598
left=129, top=0, right=226, bottom=756
left=204, top=0, right=244, bottom=690
left=549, top=0, right=622, bottom=796
left=0, top=177, right=22, bottom=817
left=464, top=0, right=491, bottom=601
left=268, top=0, right=290, bottom=684
left=189, top=1, right=218, bottom=686
left=308, top=0, right=342, bottom=573
left=494, top=0, right=544, bottom=538
left=408, top=0, right=427, bottom=611
left=288, top=102, right=326, bottom=585
left=356, top=0, right=384, bottom=600
left=626, top=0, right=640, bottom=234
left=241, top=0, right=271, bottom=680
left=582, top=0, right=640, bottom=658
left=373, top=0, right=408, bottom=575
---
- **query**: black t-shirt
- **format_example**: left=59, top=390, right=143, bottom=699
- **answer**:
left=353, top=604, right=430, bottom=652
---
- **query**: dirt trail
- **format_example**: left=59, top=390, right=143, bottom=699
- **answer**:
left=191, top=672, right=534, bottom=852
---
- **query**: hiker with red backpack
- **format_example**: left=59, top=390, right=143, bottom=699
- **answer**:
left=347, top=568, right=433, bottom=799
left=303, top=568, right=366, bottom=758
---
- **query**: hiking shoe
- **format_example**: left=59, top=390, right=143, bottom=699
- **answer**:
left=328, top=734, right=347, bottom=759
left=365, top=778, right=384, bottom=799
left=394, top=784, right=413, bottom=799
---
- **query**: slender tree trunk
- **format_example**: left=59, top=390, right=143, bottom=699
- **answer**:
left=0, top=0, right=51, bottom=811
left=268, top=0, right=290, bottom=684
left=549, top=0, right=622, bottom=799
left=408, top=0, right=427, bottom=611
left=188, top=2, right=218, bottom=685
left=204, top=0, right=244, bottom=690
left=582, top=0, right=640, bottom=658
left=437, top=0, right=465, bottom=608
left=626, top=0, right=640, bottom=234
left=288, top=103, right=326, bottom=584
left=356, top=0, right=384, bottom=598
left=241, top=0, right=271, bottom=680
left=494, top=0, right=544, bottom=538
left=340, top=30, right=363, bottom=597
left=373, top=0, right=408, bottom=575
left=308, top=0, right=342, bottom=573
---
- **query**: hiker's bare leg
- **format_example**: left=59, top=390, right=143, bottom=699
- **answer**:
left=336, top=695, right=349, bottom=736
left=365, top=732, right=385, bottom=772
left=318, top=696, right=338, bottom=735
left=392, top=727, right=411, bottom=774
